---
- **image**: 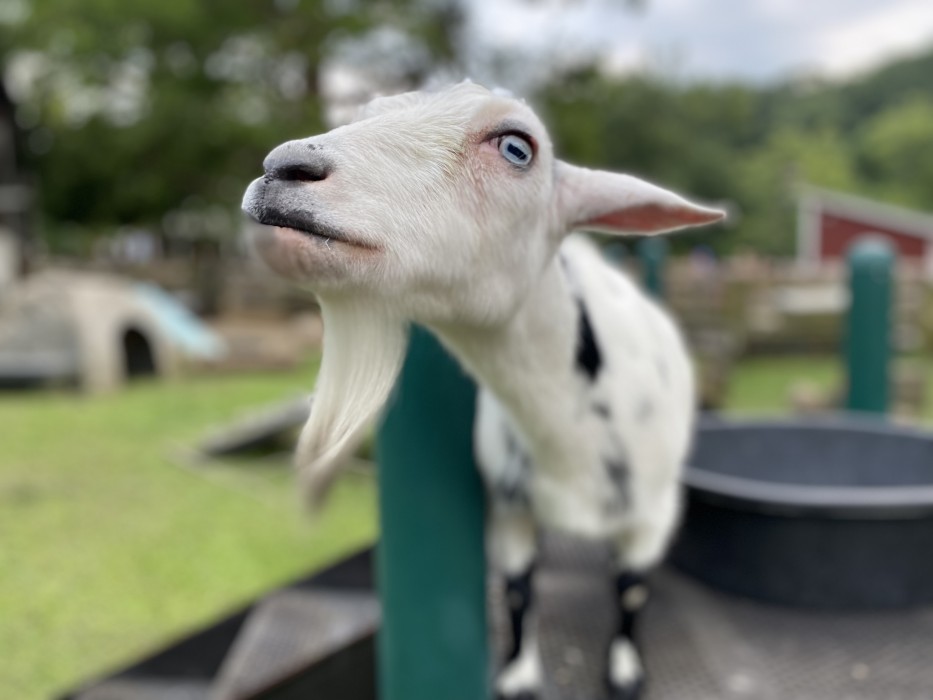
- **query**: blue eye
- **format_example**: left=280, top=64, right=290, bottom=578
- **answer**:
left=498, top=134, right=533, bottom=166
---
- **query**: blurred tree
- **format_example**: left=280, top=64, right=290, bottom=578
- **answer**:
left=3, top=0, right=460, bottom=245
left=0, top=76, right=18, bottom=182
left=735, top=126, right=859, bottom=255
left=766, top=50, right=933, bottom=135
left=536, top=70, right=748, bottom=252
left=5, top=0, right=933, bottom=260
left=857, top=95, right=933, bottom=210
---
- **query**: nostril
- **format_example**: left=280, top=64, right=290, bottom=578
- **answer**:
left=271, top=162, right=330, bottom=183
left=263, top=141, right=333, bottom=183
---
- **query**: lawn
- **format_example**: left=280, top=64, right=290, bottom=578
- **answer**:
left=0, top=360, right=377, bottom=700
left=724, top=355, right=841, bottom=414
left=724, top=354, right=933, bottom=421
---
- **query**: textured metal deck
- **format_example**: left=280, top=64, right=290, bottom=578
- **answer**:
left=72, top=543, right=933, bottom=700
left=491, top=535, right=933, bottom=700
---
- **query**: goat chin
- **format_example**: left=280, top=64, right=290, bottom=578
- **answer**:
left=295, top=298, right=409, bottom=511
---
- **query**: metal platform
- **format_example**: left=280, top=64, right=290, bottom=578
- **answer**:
left=500, top=536, right=933, bottom=700
left=68, top=543, right=933, bottom=700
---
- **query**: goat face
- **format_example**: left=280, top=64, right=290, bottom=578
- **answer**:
left=242, top=82, right=560, bottom=325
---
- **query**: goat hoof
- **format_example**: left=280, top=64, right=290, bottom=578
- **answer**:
left=496, top=691, right=538, bottom=700
left=607, top=678, right=644, bottom=700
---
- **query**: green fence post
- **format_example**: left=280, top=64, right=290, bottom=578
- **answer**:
left=603, top=240, right=628, bottom=268
left=376, top=326, right=489, bottom=700
left=845, top=237, right=895, bottom=414
left=638, top=237, right=668, bottom=300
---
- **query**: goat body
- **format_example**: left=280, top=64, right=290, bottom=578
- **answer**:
left=243, top=82, right=722, bottom=700
left=473, top=234, right=693, bottom=542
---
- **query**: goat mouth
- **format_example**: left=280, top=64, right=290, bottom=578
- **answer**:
left=248, top=210, right=376, bottom=252
left=241, top=177, right=377, bottom=253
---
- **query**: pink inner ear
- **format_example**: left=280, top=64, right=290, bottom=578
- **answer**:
left=591, top=203, right=721, bottom=233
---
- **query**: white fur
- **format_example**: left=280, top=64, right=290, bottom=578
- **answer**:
left=294, top=299, right=408, bottom=508
left=497, top=637, right=543, bottom=696
left=467, top=234, right=694, bottom=541
left=610, top=638, right=644, bottom=687
left=242, top=81, right=723, bottom=695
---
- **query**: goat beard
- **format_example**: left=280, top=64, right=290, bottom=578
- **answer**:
left=295, top=297, right=409, bottom=511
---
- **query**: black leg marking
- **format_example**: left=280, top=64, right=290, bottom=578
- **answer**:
left=608, top=678, right=644, bottom=700
left=605, top=572, right=649, bottom=700
left=615, top=572, right=647, bottom=639
left=505, top=566, right=535, bottom=662
left=575, top=298, right=603, bottom=381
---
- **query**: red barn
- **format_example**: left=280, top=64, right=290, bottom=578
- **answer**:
left=797, top=186, right=933, bottom=268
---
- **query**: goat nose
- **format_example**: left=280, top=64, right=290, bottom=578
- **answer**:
left=263, top=140, right=332, bottom=183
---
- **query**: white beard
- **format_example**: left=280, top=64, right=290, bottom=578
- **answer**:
left=295, top=297, right=409, bottom=508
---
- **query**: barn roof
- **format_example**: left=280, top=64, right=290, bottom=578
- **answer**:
left=799, top=185, right=933, bottom=241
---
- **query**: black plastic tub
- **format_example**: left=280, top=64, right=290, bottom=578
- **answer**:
left=670, top=415, right=933, bottom=609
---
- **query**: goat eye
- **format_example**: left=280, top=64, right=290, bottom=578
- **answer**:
left=498, top=134, right=533, bottom=166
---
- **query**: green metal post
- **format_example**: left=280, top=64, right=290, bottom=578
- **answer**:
left=638, top=237, right=668, bottom=300
left=376, top=326, right=489, bottom=700
left=603, top=240, right=628, bottom=268
left=845, top=237, right=895, bottom=414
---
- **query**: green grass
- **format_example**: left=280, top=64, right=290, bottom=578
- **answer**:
left=724, top=355, right=841, bottom=414
left=725, top=354, right=933, bottom=421
left=0, top=362, right=377, bottom=700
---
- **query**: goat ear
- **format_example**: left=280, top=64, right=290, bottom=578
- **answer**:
left=556, top=162, right=725, bottom=235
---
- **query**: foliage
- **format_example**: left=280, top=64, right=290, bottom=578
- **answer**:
left=4, top=2, right=933, bottom=256
left=857, top=95, right=933, bottom=207
left=538, top=48, right=933, bottom=255
left=1, top=0, right=460, bottom=243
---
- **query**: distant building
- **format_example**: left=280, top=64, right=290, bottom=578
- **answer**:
left=797, top=187, right=933, bottom=269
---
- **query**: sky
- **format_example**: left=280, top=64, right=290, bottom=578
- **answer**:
left=465, top=0, right=933, bottom=83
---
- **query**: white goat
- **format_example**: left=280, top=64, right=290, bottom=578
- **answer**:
left=242, top=82, right=723, bottom=700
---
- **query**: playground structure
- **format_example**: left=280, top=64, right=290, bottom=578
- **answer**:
left=0, top=268, right=226, bottom=391
left=64, top=236, right=933, bottom=700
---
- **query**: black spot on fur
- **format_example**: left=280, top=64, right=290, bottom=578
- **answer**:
left=504, top=430, right=515, bottom=455
left=575, top=299, right=602, bottom=381
left=558, top=253, right=570, bottom=275
left=593, top=401, right=612, bottom=419
left=497, top=464, right=531, bottom=504
left=496, top=427, right=532, bottom=505
left=635, top=397, right=655, bottom=423
left=605, top=459, right=630, bottom=507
